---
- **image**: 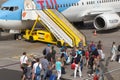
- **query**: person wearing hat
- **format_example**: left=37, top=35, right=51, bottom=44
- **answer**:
left=44, top=44, right=51, bottom=56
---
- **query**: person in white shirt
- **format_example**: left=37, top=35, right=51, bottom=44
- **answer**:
left=111, top=42, right=117, bottom=61
left=20, top=52, right=28, bottom=80
left=32, top=58, right=42, bottom=80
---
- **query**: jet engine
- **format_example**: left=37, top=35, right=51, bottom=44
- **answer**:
left=94, top=13, right=120, bottom=30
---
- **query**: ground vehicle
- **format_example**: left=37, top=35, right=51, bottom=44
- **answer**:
left=23, top=16, right=65, bottom=47
left=23, top=29, right=57, bottom=44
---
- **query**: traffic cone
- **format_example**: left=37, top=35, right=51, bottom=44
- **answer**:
left=93, top=30, right=97, bottom=36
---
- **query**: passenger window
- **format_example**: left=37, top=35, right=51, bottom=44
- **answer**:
left=69, top=3, right=71, bottom=6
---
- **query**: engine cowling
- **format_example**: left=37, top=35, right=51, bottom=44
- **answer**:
left=94, top=13, right=120, bottom=30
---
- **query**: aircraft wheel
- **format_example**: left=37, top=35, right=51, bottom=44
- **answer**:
left=14, top=34, right=18, bottom=40
left=14, top=34, right=22, bottom=40
left=18, top=34, right=22, bottom=40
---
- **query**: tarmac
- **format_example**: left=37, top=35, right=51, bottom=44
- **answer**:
left=0, top=24, right=120, bottom=80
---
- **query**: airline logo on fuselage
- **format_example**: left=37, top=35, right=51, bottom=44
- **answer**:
left=34, top=0, right=58, bottom=10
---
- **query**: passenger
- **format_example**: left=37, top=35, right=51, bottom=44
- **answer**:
left=44, top=44, right=51, bottom=56
left=92, top=48, right=99, bottom=58
left=110, top=42, right=117, bottom=61
left=70, top=46, right=77, bottom=64
left=32, top=58, right=42, bottom=80
left=85, top=49, right=90, bottom=67
left=41, top=56, right=49, bottom=80
left=28, top=54, right=36, bottom=69
left=78, top=39, right=83, bottom=48
left=74, top=54, right=82, bottom=78
left=25, top=62, right=32, bottom=80
left=88, top=55, right=94, bottom=76
left=97, top=40, right=105, bottom=60
left=46, top=50, right=53, bottom=63
left=60, top=53, right=66, bottom=65
left=20, top=52, right=28, bottom=80
left=60, top=53, right=66, bottom=74
left=89, top=41, right=96, bottom=53
left=51, top=46, right=56, bottom=62
left=55, top=57, right=62, bottom=80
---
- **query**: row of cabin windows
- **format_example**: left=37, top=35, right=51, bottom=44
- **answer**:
left=87, top=0, right=120, bottom=5
left=57, top=3, right=79, bottom=8
left=57, top=0, right=120, bottom=8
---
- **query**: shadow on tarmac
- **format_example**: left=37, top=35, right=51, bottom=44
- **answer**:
left=0, top=34, right=14, bottom=41
left=0, top=68, right=22, bottom=80
left=97, top=28, right=120, bottom=34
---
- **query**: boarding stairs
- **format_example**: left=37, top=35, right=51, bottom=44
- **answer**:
left=22, top=9, right=86, bottom=47
left=45, top=9, right=86, bottom=46
left=22, top=0, right=86, bottom=47
left=50, top=9, right=86, bottom=46
left=35, top=10, right=73, bottom=47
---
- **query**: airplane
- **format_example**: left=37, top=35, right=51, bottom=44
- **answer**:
left=0, top=0, right=120, bottom=39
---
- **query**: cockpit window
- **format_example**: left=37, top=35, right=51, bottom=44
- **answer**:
left=1, top=6, right=18, bottom=11
left=9, top=7, right=14, bottom=11
left=1, top=7, right=9, bottom=10
left=14, top=7, right=18, bottom=11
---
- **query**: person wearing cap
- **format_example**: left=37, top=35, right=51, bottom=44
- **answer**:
left=44, top=44, right=51, bottom=56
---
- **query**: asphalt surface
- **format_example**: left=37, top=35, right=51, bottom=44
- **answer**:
left=0, top=26, right=120, bottom=80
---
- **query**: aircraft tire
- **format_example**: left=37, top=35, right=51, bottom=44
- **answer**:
left=14, top=34, right=22, bottom=40
left=18, top=34, right=22, bottom=40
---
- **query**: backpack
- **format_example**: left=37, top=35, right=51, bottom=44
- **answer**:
left=35, top=64, right=41, bottom=75
left=91, top=44, right=96, bottom=52
left=43, top=48, right=46, bottom=55
left=46, top=70, right=52, bottom=77
left=118, top=45, right=120, bottom=52
left=49, top=74, right=57, bottom=80
left=64, top=53, right=68, bottom=61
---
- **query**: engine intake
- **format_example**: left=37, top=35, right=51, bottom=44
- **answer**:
left=94, top=13, right=120, bottom=30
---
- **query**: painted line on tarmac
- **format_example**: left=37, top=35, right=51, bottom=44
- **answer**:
left=0, top=62, right=19, bottom=69
left=104, top=67, right=120, bottom=74
left=83, top=67, right=120, bottom=80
